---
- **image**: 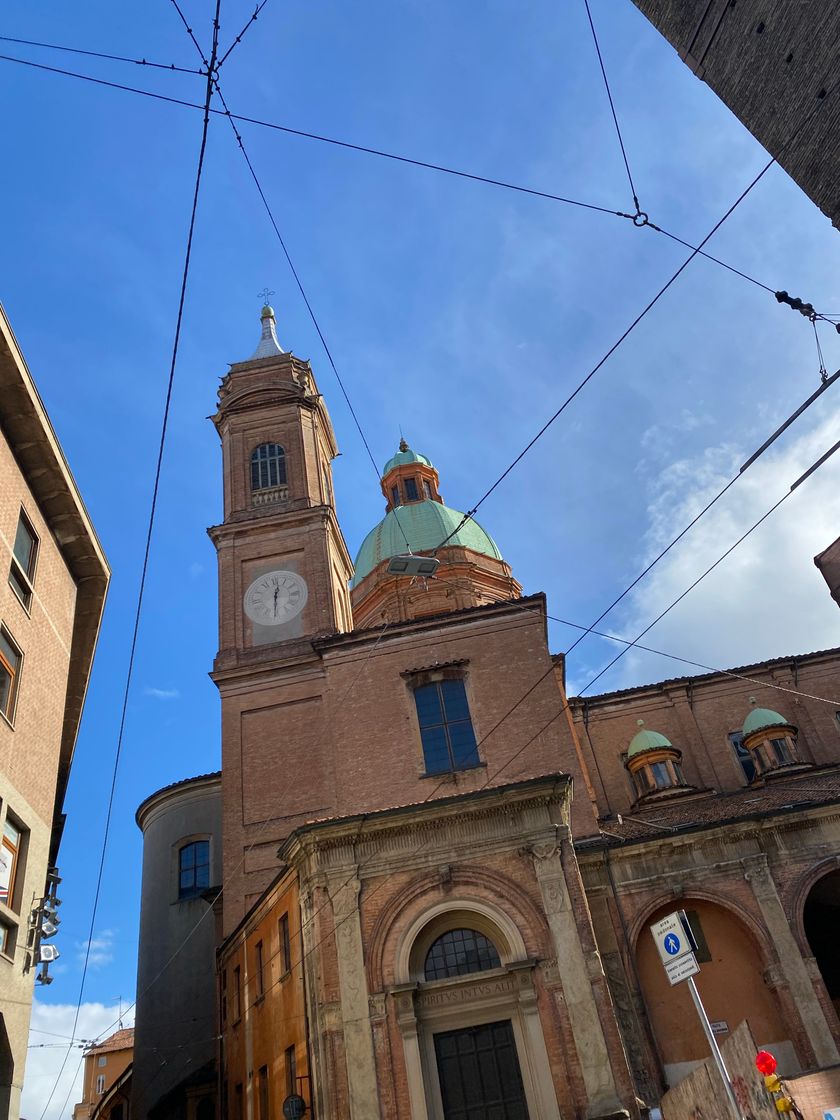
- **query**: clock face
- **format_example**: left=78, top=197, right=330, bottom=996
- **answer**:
left=244, top=570, right=308, bottom=626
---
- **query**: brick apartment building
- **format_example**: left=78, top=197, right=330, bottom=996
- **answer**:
left=131, top=306, right=840, bottom=1119
left=0, top=306, right=109, bottom=1120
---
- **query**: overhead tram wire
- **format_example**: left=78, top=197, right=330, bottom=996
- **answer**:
left=34, top=6, right=223, bottom=1118
left=577, top=434, right=840, bottom=696
left=564, top=366, right=840, bottom=658
left=430, top=156, right=777, bottom=556
left=582, top=0, right=641, bottom=216
left=216, top=0, right=273, bottom=70
left=0, top=33, right=204, bottom=74
left=1, top=49, right=837, bottom=326
left=164, top=9, right=415, bottom=553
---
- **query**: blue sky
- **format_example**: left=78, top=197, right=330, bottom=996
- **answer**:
left=3, top=1, right=839, bottom=1114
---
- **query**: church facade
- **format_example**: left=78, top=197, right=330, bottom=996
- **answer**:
left=133, top=305, right=840, bottom=1120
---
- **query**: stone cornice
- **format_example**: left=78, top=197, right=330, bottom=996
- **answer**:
left=281, top=775, right=572, bottom=875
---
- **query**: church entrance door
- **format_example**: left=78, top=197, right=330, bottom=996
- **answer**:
left=434, top=1019, right=530, bottom=1119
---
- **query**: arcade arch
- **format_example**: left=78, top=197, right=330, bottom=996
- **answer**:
left=803, top=868, right=840, bottom=1025
left=635, top=898, right=792, bottom=1086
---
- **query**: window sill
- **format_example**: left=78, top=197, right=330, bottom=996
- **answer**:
left=420, top=761, right=486, bottom=780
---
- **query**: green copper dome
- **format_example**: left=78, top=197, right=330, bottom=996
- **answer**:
left=627, top=725, right=674, bottom=759
left=382, top=447, right=434, bottom=474
left=743, top=705, right=790, bottom=736
left=352, top=501, right=503, bottom=587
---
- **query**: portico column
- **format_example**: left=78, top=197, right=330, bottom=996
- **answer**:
left=327, top=874, right=382, bottom=1117
left=744, top=858, right=839, bottom=1066
left=530, top=841, right=623, bottom=1117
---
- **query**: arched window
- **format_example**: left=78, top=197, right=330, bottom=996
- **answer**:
left=178, top=840, right=210, bottom=899
left=424, top=928, right=501, bottom=980
left=251, top=443, right=286, bottom=491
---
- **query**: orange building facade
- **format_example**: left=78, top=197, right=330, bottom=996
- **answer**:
left=130, top=305, right=840, bottom=1120
left=72, top=1028, right=133, bottom=1120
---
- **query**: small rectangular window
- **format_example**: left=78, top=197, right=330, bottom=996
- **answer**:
left=0, top=628, right=22, bottom=723
left=415, top=679, right=480, bottom=774
left=650, top=761, right=672, bottom=789
left=96, top=1075, right=105, bottom=1094
left=98, top=1056, right=107, bottom=1068
left=390, top=485, right=401, bottom=507
left=258, top=1065, right=269, bottom=1120
left=9, top=512, right=38, bottom=610
left=255, top=940, right=264, bottom=998
left=769, top=737, right=794, bottom=765
left=729, top=731, right=756, bottom=783
left=0, top=818, right=22, bottom=910
left=233, top=965, right=242, bottom=1021
left=404, top=477, right=419, bottom=501
left=279, top=913, right=291, bottom=974
left=423, top=479, right=433, bottom=499
left=178, top=840, right=210, bottom=898
left=285, top=1045, right=297, bottom=1099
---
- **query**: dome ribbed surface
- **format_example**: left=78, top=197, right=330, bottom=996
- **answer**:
left=382, top=447, right=433, bottom=474
left=627, top=728, right=674, bottom=759
left=352, top=501, right=503, bottom=587
left=743, top=707, right=790, bottom=735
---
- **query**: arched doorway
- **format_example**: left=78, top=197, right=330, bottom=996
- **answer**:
left=392, top=903, right=561, bottom=1120
left=636, top=899, right=792, bottom=1086
left=803, top=869, right=840, bottom=1022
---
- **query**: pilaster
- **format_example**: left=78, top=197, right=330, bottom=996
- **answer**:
left=327, top=873, right=382, bottom=1118
left=743, top=857, right=839, bottom=1066
left=529, top=838, right=623, bottom=1117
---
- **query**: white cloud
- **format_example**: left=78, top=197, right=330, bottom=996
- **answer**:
left=572, top=409, right=840, bottom=693
left=143, top=687, right=180, bottom=701
left=76, top=930, right=115, bottom=970
left=23, top=1000, right=134, bottom=1120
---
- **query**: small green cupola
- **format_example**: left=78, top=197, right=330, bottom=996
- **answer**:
left=741, top=698, right=805, bottom=779
left=625, top=720, right=693, bottom=802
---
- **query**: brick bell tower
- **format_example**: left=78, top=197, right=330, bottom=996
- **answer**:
left=208, top=302, right=354, bottom=928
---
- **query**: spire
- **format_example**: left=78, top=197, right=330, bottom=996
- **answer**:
left=250, top=302, right=285, bottom=360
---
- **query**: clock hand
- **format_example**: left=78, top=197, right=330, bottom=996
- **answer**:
left=273, top=586, right=279, bottom=617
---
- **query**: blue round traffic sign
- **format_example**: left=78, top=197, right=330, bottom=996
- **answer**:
left=664, top=933, right=681, bottom=956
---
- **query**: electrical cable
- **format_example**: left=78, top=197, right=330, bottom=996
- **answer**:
left=34, top=6, right=222, bottom=1118
left=1, top=46, right=834, bottom=326
left=216, top=0, right=273, bottom=69
left=430, top=156, right=776, bottom=555
left=0, top=34, right=204, bottom=74
left=564, top=367, right=840, bottom=658
left=582, top=0, right=640, bottom=214
left=577, top=434, right=840, bottom=695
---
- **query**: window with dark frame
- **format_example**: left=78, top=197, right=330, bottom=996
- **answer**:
left=390, top=484, right=401, bottom=507
left=769, top=737, right=795, bottom=766
left=404, top=477, right=419, bottom=501
left=422, top=478, right=433, bottom=499
left=251, top=443, right=286, bottom=491
left=9, top=512, right=38, bottom=609
left=0, top=818, right=22, bottom=910
left=178, top=840, right=210, bottom=898
left=414, top=679, right=480, bottom=775
left=258, top=1065, right=269, bottom=1120
left=255, top=940, right=265, bottom=998
left=424, top=928, right=502, bottom=980
left=233, top=965, right=242, bottom=1020
left=729, top=731, right=756, bottom=783
left=0, top=628, right=22, bottom=723
left=285, top=1045, right=297, bottom=1099
left=279, top=913, right=291, bottom=974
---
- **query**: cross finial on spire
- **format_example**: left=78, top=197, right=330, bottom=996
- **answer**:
left=258, top=287, right=275, bottom=307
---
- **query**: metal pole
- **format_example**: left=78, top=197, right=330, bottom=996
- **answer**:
left=687, top=976, right=742, bottom=1119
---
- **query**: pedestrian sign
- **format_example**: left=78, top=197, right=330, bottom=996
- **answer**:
left=650, top=912, right=695, bottom=966
left=663, top=932, right=681, bottom=956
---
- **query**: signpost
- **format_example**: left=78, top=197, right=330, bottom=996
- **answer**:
left=650, top=911, right=743, bottom=1120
